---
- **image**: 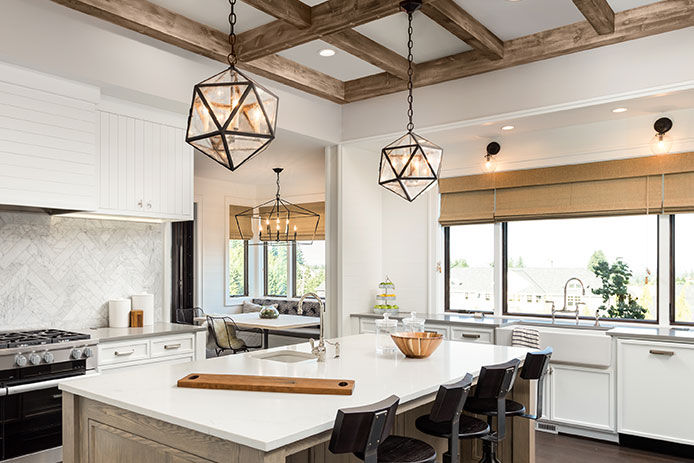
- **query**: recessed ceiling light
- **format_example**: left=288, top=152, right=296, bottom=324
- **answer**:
left=501, top=125, right=515, bottom=131
left=612, top=107, right=628, bottom=113
left=319, top=48, right=335, bottom=57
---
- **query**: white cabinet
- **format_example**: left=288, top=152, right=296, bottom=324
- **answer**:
left=0, top=62, right=99, bottom=210
left=97, top=100, right=193, bottom=220
left=549, top=364, right=614, bottom=431
left=617, top=339, right=694, bottom=445
left=425, top=323, right=450, bottom=339
left=98, top=333, right=197, bottom=372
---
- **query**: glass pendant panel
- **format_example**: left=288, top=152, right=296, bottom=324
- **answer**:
left=190, top=135, right=230, bottom=168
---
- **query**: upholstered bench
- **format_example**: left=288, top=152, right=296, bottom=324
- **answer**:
left=249, top=298, right=321, bottom=341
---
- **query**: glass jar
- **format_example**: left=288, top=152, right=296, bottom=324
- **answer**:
left=375, top=313, right=398, bottom=354
left=402, top=312, right=425, bottom=333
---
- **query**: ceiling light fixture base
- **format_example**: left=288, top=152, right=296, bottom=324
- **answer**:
left=399, top=0, right=422, bottom=13
left=654, top=117, right=673, bottom=135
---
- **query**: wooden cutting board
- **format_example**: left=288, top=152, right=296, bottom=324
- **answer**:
left=177, top=374, right=355, bottom=395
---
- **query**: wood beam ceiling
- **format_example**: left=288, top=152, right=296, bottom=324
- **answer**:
left=49, top=0, right=346, bottom=103
left=240, top=0, right=312, bottom=29
left=421, top=0, right=504, bottom=60
left=322, top=29, right=411, bottom=80
left=572, top=0, right=616, bottom=35
left=344, top=0, right=694, bottom=102
left=236, top=0, right=406, bottom=62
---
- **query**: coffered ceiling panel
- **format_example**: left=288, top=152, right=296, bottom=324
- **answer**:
left=608, top=0, right=662, bottom=11
left=451, top=0, right=586, bottom=41
left=354, top=12, right=472, bottom=63
left=277, top=40, right=383, bottom=81
left=146, top=0, right=274, bottom=33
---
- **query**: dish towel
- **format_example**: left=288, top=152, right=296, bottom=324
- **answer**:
left=511, top=327, right=541, bottom=349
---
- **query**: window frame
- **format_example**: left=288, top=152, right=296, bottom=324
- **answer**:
left=500, top=216, right=660, bottom=324
left=444, top=225, right=494, bottom=314
left=225, top=239, right=249, bottom=303
left=669, top=214, right=694, bottom=326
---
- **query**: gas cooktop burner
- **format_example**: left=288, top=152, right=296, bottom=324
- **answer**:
left=0, top=329, right=90, bottom=348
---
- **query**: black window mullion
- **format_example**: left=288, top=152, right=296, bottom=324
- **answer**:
left=444, top=227, right=450, bottom=312
left=502, top=222, right=508, bottom=315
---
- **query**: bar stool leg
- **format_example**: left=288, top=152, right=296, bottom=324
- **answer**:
left=478, top=417, right=501, bottom=463
left=443, top=416, right=460, bottom=463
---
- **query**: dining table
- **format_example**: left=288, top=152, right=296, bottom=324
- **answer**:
left=195, top=312, right=321, bottom=349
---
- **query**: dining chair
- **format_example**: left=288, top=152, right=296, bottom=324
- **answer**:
left=206, top=315, right=262, bottom=356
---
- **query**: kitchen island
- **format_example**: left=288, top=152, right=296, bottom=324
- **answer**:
left=60, top=334, right=535, bottom=463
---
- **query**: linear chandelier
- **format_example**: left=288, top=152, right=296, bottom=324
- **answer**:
left=234, top=168, right=320, bottom=245
left=378, top=0, right=443, bottom=202
left=185, top=0, right=279, bottom=172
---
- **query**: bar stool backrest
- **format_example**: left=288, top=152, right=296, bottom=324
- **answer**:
left=520, top=347, right=553, bottom=420
left=329, top=395, right=399, bottom=458
left=429, top=373, right=474, bottom=423
left=473, top=359, right=521, bottom=401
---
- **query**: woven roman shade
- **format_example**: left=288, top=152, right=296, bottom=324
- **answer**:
left=258, top=201, right=325, bottom=241
left=439, top=152, right=694, bottom=225
left=229, top=205, right=253, bottom=240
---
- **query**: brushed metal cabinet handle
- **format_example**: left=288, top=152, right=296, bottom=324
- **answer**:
left=114, top=350, right=135, bottom=356
left=649, top=349, right=675, bottom=356
left=462, top=334, right=481, bottom=339
left=164, top=343, right=181, bottom=350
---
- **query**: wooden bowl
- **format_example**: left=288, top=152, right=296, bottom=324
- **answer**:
left=391, top=332, right=443, bottom=359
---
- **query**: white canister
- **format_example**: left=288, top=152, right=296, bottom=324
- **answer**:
left=131, top=294, right=154, bottom=326
left=108, top=299, right=131, bottom=328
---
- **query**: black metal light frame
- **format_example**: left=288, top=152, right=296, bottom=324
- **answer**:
left=185, top=0, right=278, bottom=172
left=234, top=168, right=320, bottom=245
left=378, top=0, right=443, bottom=202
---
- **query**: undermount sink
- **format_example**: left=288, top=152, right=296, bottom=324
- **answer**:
left=253, top=350, right=316, bottom=364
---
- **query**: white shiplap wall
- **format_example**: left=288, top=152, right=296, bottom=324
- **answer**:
left=0, top=62, right=99, bottom=210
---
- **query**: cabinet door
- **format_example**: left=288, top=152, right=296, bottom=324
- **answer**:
left=550, top=365, right=614, bottom=431
left=618, top=340, right=694, bottom=445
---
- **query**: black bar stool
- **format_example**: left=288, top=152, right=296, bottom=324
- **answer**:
left=329, top=395, right=437, bottom=463
left=463, top=359, right=521, bottom=463
left=464, top=348, right=553, bottom=421
left=414, top=373, right=490, bottom=463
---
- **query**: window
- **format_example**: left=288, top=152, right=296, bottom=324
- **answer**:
left=445, top=224, right=495, bottom=312
left=672, top=214, right=694, bottom=324
left=505, top=216, right=658, bottom=321
left=264, top=243, right=289, bottom=297
left=294, top=241, right=326, bottom=298
left=228, top=240, right=248, bottom=298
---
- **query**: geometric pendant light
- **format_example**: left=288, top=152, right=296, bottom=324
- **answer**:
left=185, top=0, right=279, bottom=172
left=378, top=0, right=443, bottom=202
left=234, top=168, right=320, bottom=245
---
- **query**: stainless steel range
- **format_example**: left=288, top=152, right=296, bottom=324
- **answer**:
left=0, top=329, right=98, bottom=462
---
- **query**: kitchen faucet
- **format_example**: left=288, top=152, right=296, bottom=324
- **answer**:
left=551, top=277, right=586, bottom=325
left=297, top=292, right=339, bottom=362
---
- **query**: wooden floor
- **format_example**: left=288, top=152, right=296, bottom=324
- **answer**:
left=536, top=432, right=693, bottom=463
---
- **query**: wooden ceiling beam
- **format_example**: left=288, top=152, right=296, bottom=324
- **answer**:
left=421, top=0, right=504, bottom=60
left=323, top=29, right=410, bottom=79
left=572, top=0, right=615, bottom=35
left=240, top=0, right=312, bottom=29
left=236, top=0, right=407, bottom=62
left=49, top=0, right=345, bottom=103
left=344, top=0, right=694, bottom=102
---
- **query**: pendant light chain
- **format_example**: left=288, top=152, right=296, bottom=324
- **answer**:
left=227, top=0, right=238, bottom=67
left=406, top=10, right=415, bottom=133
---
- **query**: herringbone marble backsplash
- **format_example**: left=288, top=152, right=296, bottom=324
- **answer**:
left=0, top=211, right=163, bottom=330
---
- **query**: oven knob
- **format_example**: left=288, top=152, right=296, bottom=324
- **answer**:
left=15, top=354, right=27, bottom=367
left=29, top=353, right=41, bottom=365
left=71, top=348, right=83, bottom=360
left=43, top=352, right=55, bottom=364
left=83, top=347, right=93, bottom=358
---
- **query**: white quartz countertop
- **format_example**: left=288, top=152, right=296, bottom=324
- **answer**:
left=85, top=322, right=205, bottom=342
left=60, top=334, right=530, bottom=452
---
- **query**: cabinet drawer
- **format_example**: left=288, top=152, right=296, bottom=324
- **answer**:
left=618, top=340, right=694, bottom=445
left=151, top=335, right=194, bottom=358
left=425, top=324, right=449, bottom=339
left=99, top=340, right=149, bottom=366
left=450, top=327, right=493, bottom=344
